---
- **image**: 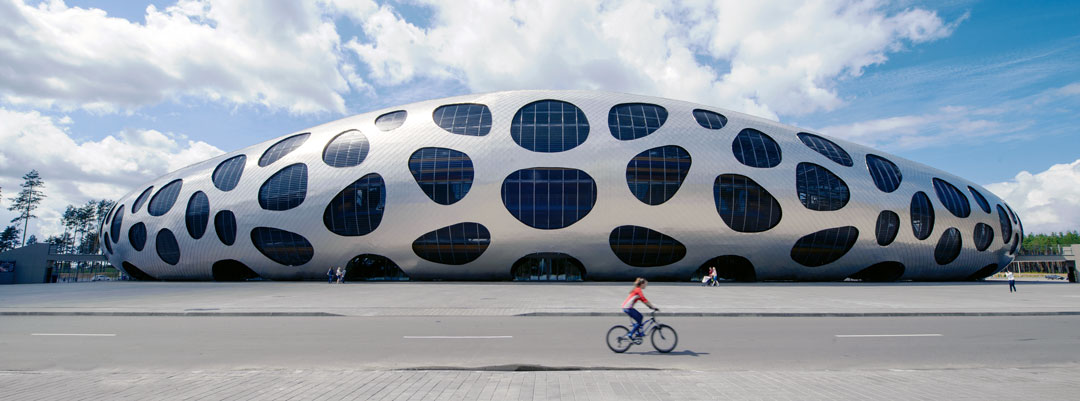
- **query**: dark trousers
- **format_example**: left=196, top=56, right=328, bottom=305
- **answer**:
left=328, top=275, right=334, bottom=283
left=624, top=308, right=643, bottom=335
left=1009, top=280, right=1016, bottom=292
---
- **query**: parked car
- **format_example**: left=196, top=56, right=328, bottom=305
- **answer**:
left=1045, top=274, right=1066, bottom=280
left=90, top=275, right=111, bottom=282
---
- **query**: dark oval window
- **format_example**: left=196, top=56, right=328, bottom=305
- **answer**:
left=185, top=191, right=210, bottom=240
left=375, top=110, right=407, bottom=131
left=103, top=236, right=113, bottom=254
left=847, top=262, right=905, bottom=282
left=109, top=205, right=125, bottom=243
left=324, top=173, right=385, bottom=236
left=932, top=178, right=970, bottom=218
left=692, top=109, right=728, bottom=130
left=259, top=133, right=310, bottom=167
left=258, top=163, right=307, bottom=211
left=934, top=227, right=962, bottom=265
left=322, top=130, right=370, bottom=168
left=626, top=145, right=691, bottom=205
left=212, top=260, right=261, bottom=281
left=732, top=128, right=782, bottom=168
left=997, top=205, right=1012, bottom=243
left=155, top=228, right=180, bottom=265
left=609, top=225, right=686, bottom=267
left=797, top=132, right=853, bottom=167
left=968, top=186, right=991, bottom=213
left=412, top=222, right=491, bottom=265
left=501, top=168, right=597, bottom=230
left=714, top=174, right=782, bottom=233
left=128, top=222, right=147, bottom=251
left=512, top=100, right=590, bottom=152
left=608, top=103, right=668, bottom=140
left=251, top=227, right=314, bottom=266
left=1006, top=204, right=1018, bottom=224
left=121, top=261, right=157, bottom=281
left=147, top=179, right=183, bottom=217
left=875, top=210, right=900, bottom=246
left=796, top=162, right=850, bottom=211
left=974, top=223, right=994, bottom=251
left=511, top=252, right=587, bottom=281
left=790, top=226, right=859, bottom=267
left=212, top=155, right=246, bottom=191
left=132, top=186, right=153, bottom=213
left=1010, top=233, right=1020, bottom=254
left=866, top=154, right=902, bottom=193
left=214, top=210, right=237, bottom=246
left=911, top=192, right=935, bottom=240
left=433, top=103, right=492, bottom=136
left=409, top=147, right=474, bottom=205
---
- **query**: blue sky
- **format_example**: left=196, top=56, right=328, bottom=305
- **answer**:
left=1, top=0, right=1078, bottom=236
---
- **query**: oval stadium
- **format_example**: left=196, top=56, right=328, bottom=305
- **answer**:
left=98, top=90, right=1023, bottom=282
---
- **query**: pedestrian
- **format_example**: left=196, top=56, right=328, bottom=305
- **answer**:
left=327, top=266, right=335, bottom=284
left=708, top=266, right=719, bottom=287
left=1007, top=270, right=1016, bottom=292
left=337, top=267, right=344, bottom=284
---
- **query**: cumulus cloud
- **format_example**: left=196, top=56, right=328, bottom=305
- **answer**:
left=986, top=159, right=1080, bottom=234
left=343, top=0, right=958, bottom=119
left=0, top=107, right=222, bottom=237
left=0, top=0, right=362, bottom=114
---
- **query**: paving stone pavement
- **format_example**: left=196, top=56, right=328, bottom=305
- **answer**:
left=2, top=367, right=1077, bottom=400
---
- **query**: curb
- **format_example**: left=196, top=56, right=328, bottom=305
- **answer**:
left=516, top=311, right=1080, bottom=317
left=0, top=312, right=343, bottom=317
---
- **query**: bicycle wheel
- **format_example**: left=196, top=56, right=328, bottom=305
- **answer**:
left=650, top=324, right=678, bottom=353
left=606, top=325, right=633, bottom=353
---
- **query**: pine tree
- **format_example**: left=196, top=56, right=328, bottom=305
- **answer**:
left=0, top=226, right=20, bottom=252
left=26, top=235, right=38, bottom=245
left=8, top=170, right=45, bottom=246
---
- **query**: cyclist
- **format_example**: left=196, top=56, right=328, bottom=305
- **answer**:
left=622, top=277, right=658, bottom=338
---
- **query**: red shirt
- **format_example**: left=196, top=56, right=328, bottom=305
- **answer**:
left=622, top=287, right=649, bottom=309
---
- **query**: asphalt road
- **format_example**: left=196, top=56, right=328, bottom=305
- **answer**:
left=2, top=315, right=1078, bottom=372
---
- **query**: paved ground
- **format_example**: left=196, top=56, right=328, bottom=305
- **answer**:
left=2, top=281, right=1078, bottom=400
left=3, top=368, right=1076, bottom=401
left=1, top=280, right=1077, bottom=316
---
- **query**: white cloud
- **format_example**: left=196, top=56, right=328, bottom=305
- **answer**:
left=343, top=0, right=957, bottom=119
left=0, top=0, right=363, bottom=114
left=0, top=107, right=223, bottom=237
left=986, top=159, right=1080, bottom=234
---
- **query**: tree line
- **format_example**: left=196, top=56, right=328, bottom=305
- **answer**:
left=1023, top=231, right=1080, bottom=250
left=0, top=170, right=114, bottom=254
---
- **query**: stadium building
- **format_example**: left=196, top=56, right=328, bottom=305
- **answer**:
left=98, top=90, right=1023, bottom=281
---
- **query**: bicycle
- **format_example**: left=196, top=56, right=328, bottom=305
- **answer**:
left=606, top=310, right=678, bottom=353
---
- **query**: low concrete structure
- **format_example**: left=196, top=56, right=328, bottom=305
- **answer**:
left=0, top=244, right=110, bottom=284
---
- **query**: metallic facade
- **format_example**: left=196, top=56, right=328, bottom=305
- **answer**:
left=99, top=90, right=1021, bottom=281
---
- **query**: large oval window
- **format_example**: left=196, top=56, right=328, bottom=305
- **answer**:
left=408, top=148, right=474, bottom=205
left=934, top=227, right=962, bottom=265
left=790, top=226, right=859, bottom=267
left=797, top=132, right=852, bottom=167
left=147, top=179, right=183, bottom=217
left=875, top=210, right=900, bottom=246
left=324, top=173, right=385, bottom=236
left=212, top=155, right=246, bottom=191
left=322, top=130, right=370, bottom=168
left=911, top=192, right=935, bottom=240
left=251, top=227, right=314, bottom=266
left=258, top=163, right=307, bottom=211
left=974, top=223, right=994, bottom=251
left=732, top=128, right=782, bottom=168
left=866, top=154, right=902, bottom=193
left=259, top=133, right=310, bottom=167
left=512, top=100, right=589, bottom=152
left=432, top=103, right=492, bottom=136
left=796, top=162, right=850, bottom=211
left=411, top=222, right=491, bottom=265
left=626, top=145, right=691, bottom=205
left=932, top=178, right=970, bottom=218
left=609, top=225, right=686, bottom=267
left=501, top=168, right=597, bottom=229
left=185, top=191, right=210, bottom=239
left=714, top=174, right=782, bottom=233
left=155, top=228, right=181, bottom=265
left=608, top=103, right=667, bottom=140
